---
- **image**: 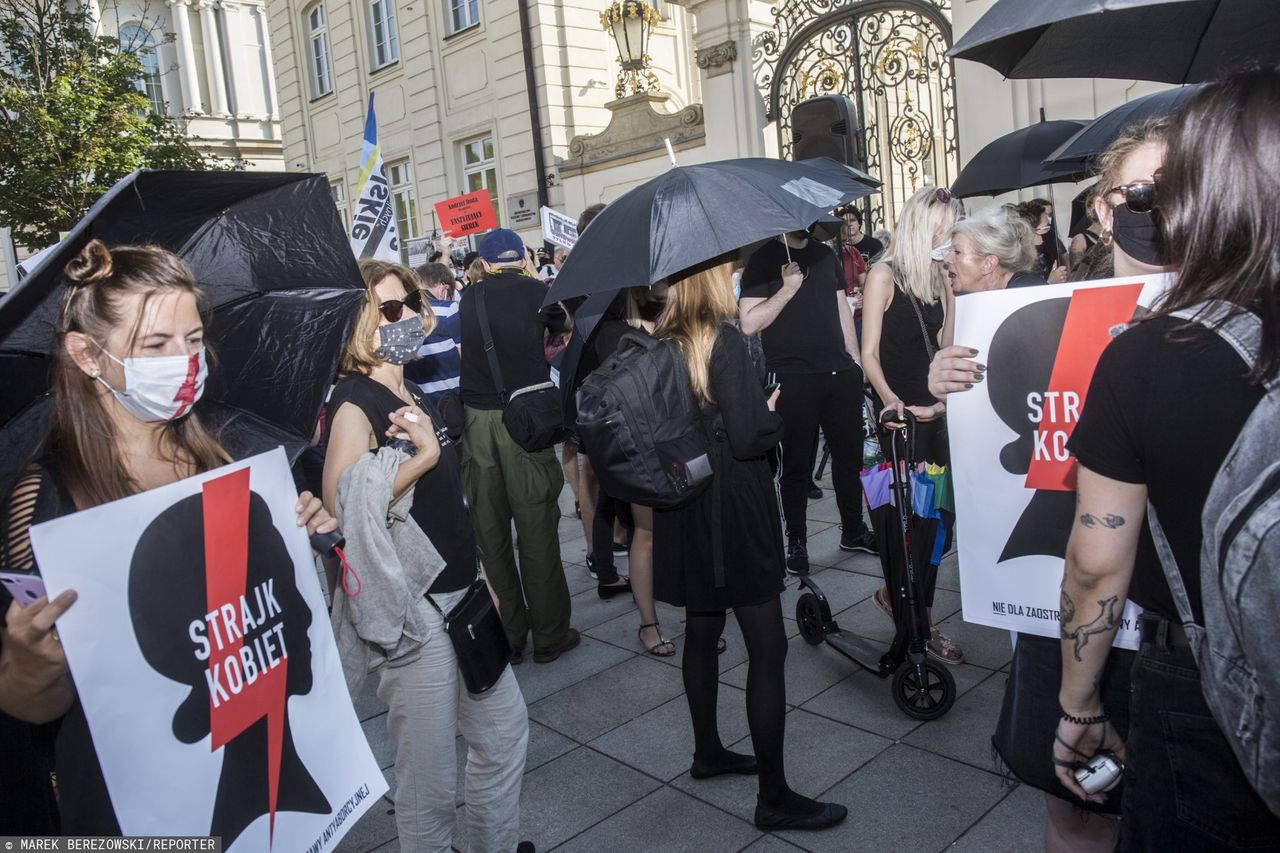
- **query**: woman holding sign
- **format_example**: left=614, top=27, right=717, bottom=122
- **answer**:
left=0, top=239, right=338, bottom=832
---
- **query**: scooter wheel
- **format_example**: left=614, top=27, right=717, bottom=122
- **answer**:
left=796, top=593, right=825, bottom=646
left=891, top=659, right=956, bottom=720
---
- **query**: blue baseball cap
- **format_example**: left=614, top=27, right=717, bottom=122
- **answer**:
left=478, top=228, right=526, bottom=264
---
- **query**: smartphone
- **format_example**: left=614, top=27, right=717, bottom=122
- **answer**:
left=0, top=571, right=47, bottom=607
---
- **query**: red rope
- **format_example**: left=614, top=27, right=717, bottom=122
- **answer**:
left=334, top=546, right=361, bottom=597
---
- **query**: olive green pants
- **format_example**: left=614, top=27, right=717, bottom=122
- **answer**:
left=461, top=406, right=570, bottom=651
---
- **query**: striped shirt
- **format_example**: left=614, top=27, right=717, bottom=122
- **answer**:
left=405, top=296, right=462, bottom=401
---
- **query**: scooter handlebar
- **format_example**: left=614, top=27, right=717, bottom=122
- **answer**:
left=879, top=407, right=917, bottom=428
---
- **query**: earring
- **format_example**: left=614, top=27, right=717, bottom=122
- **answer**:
left=89, top=367, right=100, bottom=378
left=1100, top=230, right=1113, bottom=248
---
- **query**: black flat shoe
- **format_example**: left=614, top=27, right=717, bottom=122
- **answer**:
left=753, top=799, right=847, bottom=831
left=690, top=751, right=757, bottom=779
left=597, top=577, right=632, bottom=599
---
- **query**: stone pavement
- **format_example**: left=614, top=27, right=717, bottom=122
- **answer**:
left=335, top=475, right=1047, bottom=853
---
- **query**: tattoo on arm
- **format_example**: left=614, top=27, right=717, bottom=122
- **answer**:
left=1080, top=513, right=1126, bottom=530
left=1061, top=595, right=1120, bottom=662
left=1059, top=586, right=1076, bottom=624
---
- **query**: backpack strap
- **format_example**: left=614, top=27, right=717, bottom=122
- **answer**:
left=1170, top=301, right=1277, bottom=391
left=1145, top=503, right=1203, bottom=637
left=474, top=283, right=508, bottom=405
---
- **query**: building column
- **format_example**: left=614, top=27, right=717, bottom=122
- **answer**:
left=198, top=0, right=230, bottom=115
left=165, top=0, right=203, bottom=113
left=253, top=3, right=279, bottom=120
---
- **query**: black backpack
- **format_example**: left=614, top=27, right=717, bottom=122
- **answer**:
left=576, top=332, right=713, bottom=508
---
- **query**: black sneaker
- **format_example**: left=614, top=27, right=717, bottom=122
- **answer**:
left=786, top=540, right=810, bottom=576
left=612, top=541, right=629, bottom=555
left=807, top=482, right=823, bottom=500
left=839, top=528, right=879, bottom=556
left=585, top=555, right=598, bottom=580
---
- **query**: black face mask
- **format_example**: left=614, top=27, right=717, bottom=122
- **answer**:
left=638, top=297, right=665, bottom=323
left=1111, top=204, right=1164, bottom=266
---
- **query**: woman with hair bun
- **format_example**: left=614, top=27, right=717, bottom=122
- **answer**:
left=0, top=239, right=337, bottom=831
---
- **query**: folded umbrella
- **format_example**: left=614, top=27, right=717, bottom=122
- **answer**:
left=0, top=170, right=365, bottom=494
left=543, top=156, right=879, bottom=308
left=1042, top=84, right=1206, bottom=170
left=950, top=119, right=1089, bottom=198
left=949, top=0, right=1280, bottom=84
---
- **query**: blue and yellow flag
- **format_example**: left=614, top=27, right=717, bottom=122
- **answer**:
left=349, top=93, right=400, bottom=261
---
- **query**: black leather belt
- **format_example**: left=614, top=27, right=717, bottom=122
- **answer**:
left=1138, top=614, right=1192, bottom=651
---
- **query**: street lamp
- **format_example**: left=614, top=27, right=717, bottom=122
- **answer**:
left=600, top=0, right=661, bottom=99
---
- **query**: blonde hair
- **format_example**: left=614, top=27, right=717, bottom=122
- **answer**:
left=882, top=186, right=963, bottom=305
left=654, top=256, right=738, bottom=403
left=341, top=259, right=435, bottom=376
left=1093, top=117, right=1170, bottom=201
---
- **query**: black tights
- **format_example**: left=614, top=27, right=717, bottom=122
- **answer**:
left=684, top=597, right=816, bottom=811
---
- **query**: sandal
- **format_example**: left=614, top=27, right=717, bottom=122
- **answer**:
left=873, top=586, right=894, bottom=622
left=927, top=626, right=965, bottom=665
left=639, top=622, right=676, bottom=657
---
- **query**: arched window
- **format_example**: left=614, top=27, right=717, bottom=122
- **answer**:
left=306, top=4, right=333, bottom=98
left=119, top=23, right=165, bottom=115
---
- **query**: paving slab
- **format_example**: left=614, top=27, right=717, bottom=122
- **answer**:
left=945, top=783, right=1047, bottom=852
left=589, top=686, right=751, bottom=782
left=932, top=609, right=1015, bottom=672
left=831, top=587, right=963, bottom=646
left=335, top=768, right=398, bottom=853
left=529, top=654, right=688, bottom=742
left=552, top=785, right=763, bottom=853
left=720, top=631, right=870, bottom=708
left=778, top=568, right=882, bottom=620
left=773, top=744, right=1007, bottom=852
left=351, top=674, right=388, bottom=723
left=568, top=582, right=641, bottom=632
left=361, top=712, right=394, bottom=771
left=739, top=835, right=810, bottom=852
left=903, top=669, right=1006, bottom=772
left=512, top=635, right=634, bottom=704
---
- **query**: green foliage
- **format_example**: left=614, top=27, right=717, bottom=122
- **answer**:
left=0, top=0, right=232, bottom=247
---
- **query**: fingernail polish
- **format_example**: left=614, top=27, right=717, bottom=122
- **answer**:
left=964, top=383, right=973, bottom=389
left=975, top=373, right=985, bottom=382
left=968, top=348, right=979, bottom=355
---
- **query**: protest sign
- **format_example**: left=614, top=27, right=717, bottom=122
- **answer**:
left=540, top=206, right=578, bottom=249
left=948, top=274, right=1174, bottom=648
left=434, top=190, right=498, bottom=238
left=30, top=448, right=387, bottom=852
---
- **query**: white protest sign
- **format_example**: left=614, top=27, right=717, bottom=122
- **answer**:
left=948, top=274, right=1174, bottom=648
left=540, top=206, right=578, bottom=249
left=31, top=448, right=387, bottom=852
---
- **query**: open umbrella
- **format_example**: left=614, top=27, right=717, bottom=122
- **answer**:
left=950, top=118, right=1089, bottom=198
left=543, top=156, right=879, bottom=308
left=0, top=170, right=364, bottom=493
left=949, top=0, right=1280, bottom=84
left=1042, top=84, right=1206, bottom=170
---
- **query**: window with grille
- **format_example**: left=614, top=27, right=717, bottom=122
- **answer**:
left=307, top=4, right=333, bottom=97
left=119, top=24, right=165, bottom=115
left=368, top=0, right=400, bottom=69
left=386, top=159, right=419, bottom=263
left=461, top=136, right=500, bottom=227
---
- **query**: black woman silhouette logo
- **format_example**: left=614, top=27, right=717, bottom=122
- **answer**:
left=985, top=283, right=1145, bottom=563
left=128, top=468, right=330, bottom=848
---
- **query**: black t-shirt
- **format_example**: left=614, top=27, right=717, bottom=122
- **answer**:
left=740, top=238, right=854, bottom=374
left=1068, top=316, right=1265, bottom=622
left=1007, top=271, right=1046, bottom=289
left=459, top=271, right=567, bottom=410
left=854, top=234, right=884, bottom=262
left=327, top=374, right=476, bottom=594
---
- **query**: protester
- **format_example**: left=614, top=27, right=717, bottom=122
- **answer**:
left=942, top=205, right=1040, bottom=294
left=322, top=259, right=529, bottom=852
left=740, top=225, right=876, bottom=578
left=861, top=185, right=966, bottom=665
left=1067, top=187, right=1104, bottom=273
left=930, top=117, right=1172, bottom=852
left=841, top=205, right=885, bottom=263
left=566, top=203, right=607, bottom=571
left=0, top=239, right=337, bottom=832
left=405, top=261, right=461, bottom=403
left=653, top=254, right=847, bottom=832
left=458, top=228, right=578, bottom=664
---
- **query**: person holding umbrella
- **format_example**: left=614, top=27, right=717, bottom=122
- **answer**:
left=0, top=239, right=339, bottom=832
left=653, top=254, right=847, bottom=832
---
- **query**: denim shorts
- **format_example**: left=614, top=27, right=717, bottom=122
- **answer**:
left=1119, top=616, right=1280, bottom=851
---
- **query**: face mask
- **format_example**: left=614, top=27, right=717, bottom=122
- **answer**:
left=638, top=297, right=665, bottom=323
left=732, top=271, right=742, bottom=301
left=374, top=314, right=425, bottom=364
left=96, top=347, right=207, bottom=424
left=1111, top=204, right=1164, bottom=266
left=930, top=240, right=952, bottom=262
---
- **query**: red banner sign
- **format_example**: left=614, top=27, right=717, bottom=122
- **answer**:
left=434, top=190, right=498, bottom=237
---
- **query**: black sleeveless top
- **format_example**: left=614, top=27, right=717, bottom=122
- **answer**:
left=879, top=279, right=944, bottom=408
left=327, top=374, right=475, bottom=594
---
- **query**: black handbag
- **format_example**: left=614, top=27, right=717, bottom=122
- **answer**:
left=426, top=576, right=512, bottom=695
left=475, top=282, right=566, bottom=452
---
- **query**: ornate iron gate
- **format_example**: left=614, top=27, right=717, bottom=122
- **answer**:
left=754, top=0, right=959, bottom=231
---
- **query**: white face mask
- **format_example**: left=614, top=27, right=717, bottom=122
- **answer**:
left=96, top=346, right=207, bottom=423
left=930, top=240, right=953, bottom=262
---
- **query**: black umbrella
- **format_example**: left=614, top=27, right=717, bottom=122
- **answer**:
left=950, top=118, right=1089, bottom=198
left=1042, top=84, right=1206, bottom=170
left=542, top=157, right=879, bottom=308
left=0, top=170, right=364, bottom=490
left=949, top=0, right=1280, bottom=84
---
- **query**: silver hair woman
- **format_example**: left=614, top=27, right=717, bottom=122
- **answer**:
left=942, top=205, right=1041, bottom=294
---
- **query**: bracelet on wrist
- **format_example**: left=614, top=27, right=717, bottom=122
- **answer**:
left=1060, top=708, right=1109, bottom=726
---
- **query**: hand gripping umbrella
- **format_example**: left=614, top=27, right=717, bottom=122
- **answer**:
left=0, top=170, right=365, bottom=493
left=948, top=0, right=1280, bottom=84
left=542, top=156, right=879, bottom=308
left=1042, top=84, right=1207, bottom=171
left=950, top=118, right=1089, bottom=198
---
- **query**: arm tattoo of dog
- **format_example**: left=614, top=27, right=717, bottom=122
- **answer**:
left=1061, top=595, right=1120, bottom=662
left=1080, top=513, right=1126, bottom=530
left=1060, top=586, right=1076, bottom=625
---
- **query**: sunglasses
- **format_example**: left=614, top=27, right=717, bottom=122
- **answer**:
left=1107, top=169, right=1163, bottom=214
left=378, top=288, right=426, bottom=323
left=932, top=188, right=953, bottom=205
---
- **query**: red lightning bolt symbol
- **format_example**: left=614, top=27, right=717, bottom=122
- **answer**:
left=202, top=469, right=288, bottom=845
left=171, top=351, right=201, bottom=419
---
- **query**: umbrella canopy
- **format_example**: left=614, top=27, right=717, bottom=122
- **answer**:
left=1042, top=84, right=1206, bottom=170
left=0, top=170, right=364, bottom=487
left=950, top=119, right=1089, bottom=198
left=543, top=157, right=879, bottom=307
left=949, top=0, right=1280, bottom=84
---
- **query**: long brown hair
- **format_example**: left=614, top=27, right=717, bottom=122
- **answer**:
left=1155, top=66, right=1280, bottom=381
left=654, top=255, right=738, bottom=403
left=52, top=239, right=227, bottom=508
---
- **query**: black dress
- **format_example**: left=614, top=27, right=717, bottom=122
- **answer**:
left=877, top=279, right=948, bottom=466
left=653, top=324, right=786, bottom=611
